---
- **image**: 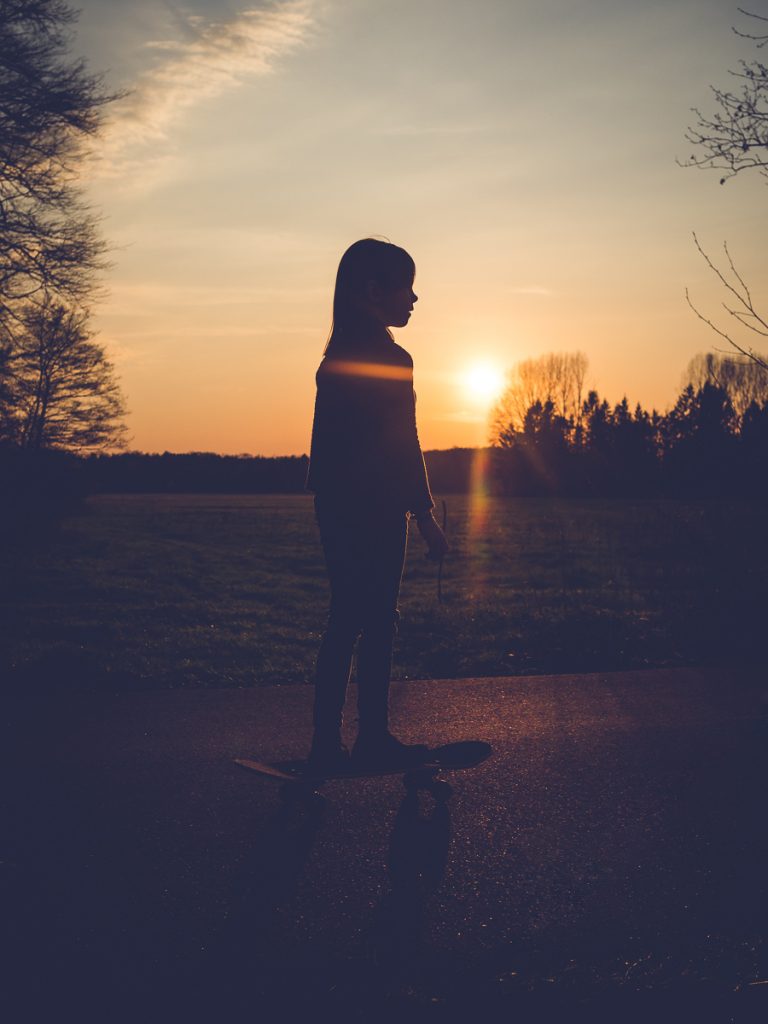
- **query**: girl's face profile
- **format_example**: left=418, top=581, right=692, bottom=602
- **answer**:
left=365, top=277, right=418, bottom=329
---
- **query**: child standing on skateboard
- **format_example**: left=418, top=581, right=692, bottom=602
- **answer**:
left=306, top=238, right=449, bottom=772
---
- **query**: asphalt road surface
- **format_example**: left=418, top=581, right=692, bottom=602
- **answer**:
left=3, top=668, right=767, bottom=1022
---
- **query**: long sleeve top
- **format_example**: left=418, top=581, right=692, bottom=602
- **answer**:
left=306, top=332, right=434, bottom=517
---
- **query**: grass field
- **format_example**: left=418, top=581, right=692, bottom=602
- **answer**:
left=1, top=493, right=765, bottom=689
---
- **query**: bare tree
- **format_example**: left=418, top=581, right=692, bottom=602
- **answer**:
left=684, top=350, right=768, bottom=419
left=0, top=0, right=128, bottom=459
left=9, top=298, right=127, bottom=452
left=0, top=337, right=15, bottom=442
left=681, top=8, right=768, bottom=185
left=681, top=10, right=768, bottom=372
left=685, top=233, right=768, bottom=373
left=0, top=0, right=118, bottom=335
left=490, top=351, right=588, bottom=444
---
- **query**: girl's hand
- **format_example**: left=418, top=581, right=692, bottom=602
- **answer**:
left=416, top=512, right=450, bottom=562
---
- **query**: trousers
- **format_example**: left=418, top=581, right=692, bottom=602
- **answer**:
left=313, top=496, right=408, bottom=736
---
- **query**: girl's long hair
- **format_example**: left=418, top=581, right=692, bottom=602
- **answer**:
left=324, top=238, right=415, bottom=355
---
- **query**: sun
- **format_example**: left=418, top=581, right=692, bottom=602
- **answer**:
left=463, top=363, right=506, bottom=404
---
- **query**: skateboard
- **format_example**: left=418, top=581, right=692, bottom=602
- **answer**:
left=234, top=740, right=491, bottom=802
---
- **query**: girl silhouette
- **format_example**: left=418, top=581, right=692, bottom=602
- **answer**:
left=306, top=238, right=449, bottom=771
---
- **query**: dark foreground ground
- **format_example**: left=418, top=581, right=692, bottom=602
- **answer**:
left=3, top=668, right=767, bottom=1022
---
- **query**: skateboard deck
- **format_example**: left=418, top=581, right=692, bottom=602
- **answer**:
left=234, top=740, right=491, bottom=787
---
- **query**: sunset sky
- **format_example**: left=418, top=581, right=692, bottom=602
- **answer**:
left=75, top=0, right=768, bottom=456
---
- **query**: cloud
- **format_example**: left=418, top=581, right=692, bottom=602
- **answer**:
left=90, top=1, right=314, bottom=188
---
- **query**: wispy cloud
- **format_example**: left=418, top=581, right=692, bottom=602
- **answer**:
left=90, top=1, right=315, bottom=188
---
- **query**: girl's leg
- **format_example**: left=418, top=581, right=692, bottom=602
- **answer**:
left=312, top=599, right=359, bottom=741
left=353, top=514, right=428, bottom=765
left=354, top=512, right=407, bottom=733
left=310, top=498, right=365, bottom=759
left=311, top=501, right=424, bottom=767
left=355, top=608, right=399, bottom=734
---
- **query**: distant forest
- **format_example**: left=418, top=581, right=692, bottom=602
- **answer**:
left=3, top=373, right=767, bottom=516
left=489, top=384, right=768, bottom=498
left=70, top=376, right=767, bottom=499
left=37, top=358, right=754, bottom=499
left=75, top=448, right=483, bottom=497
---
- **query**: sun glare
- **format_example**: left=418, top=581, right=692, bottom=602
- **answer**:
left=463, top=363, right=506, bottom=404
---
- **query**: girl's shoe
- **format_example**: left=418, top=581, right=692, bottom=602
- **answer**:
left=351, top=731, right=429, bottom=769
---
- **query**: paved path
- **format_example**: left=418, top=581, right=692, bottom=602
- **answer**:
left=3, top=668, right=767, bottom=1021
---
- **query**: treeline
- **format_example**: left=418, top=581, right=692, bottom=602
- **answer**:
left=75, top=448, right=479, bottom=494
left=492, top=382, right=768, bottom=497
left=487, top=350, right=768, bottom=497
left=3, top=354, right=767, bottom=511
left=83, top=452, right=312, bottom=494
left=0, top=447, right=480, bottom=497
left=6, top=377, right=767, bottom=502
left=40, top=376, right=768, bottom=500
